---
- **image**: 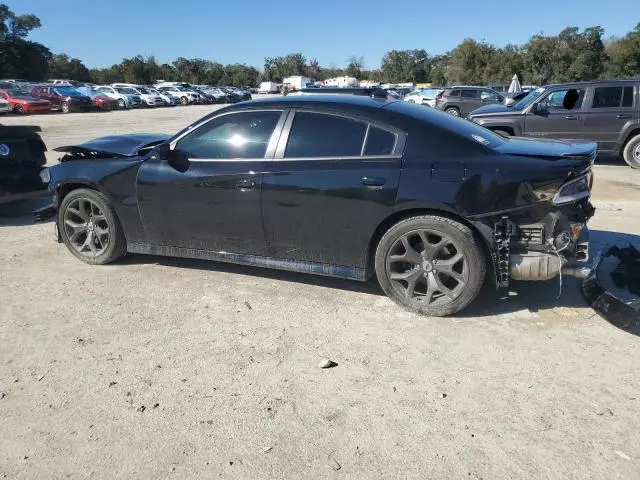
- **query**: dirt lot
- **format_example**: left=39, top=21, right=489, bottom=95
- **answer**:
left=1, top=106, right=640, bottom=479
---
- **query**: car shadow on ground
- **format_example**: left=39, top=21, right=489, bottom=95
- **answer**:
left=0, top=197, right=52, bottom=227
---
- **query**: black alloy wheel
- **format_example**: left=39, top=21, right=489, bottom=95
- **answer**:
left=375, top=216, right=485, bottom=316
left=58, top=189, right=126, bottom=265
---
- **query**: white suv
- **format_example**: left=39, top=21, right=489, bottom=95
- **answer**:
left=155, top=84, right=200, bottom=105
left=111, top=84, right=164, bottom=107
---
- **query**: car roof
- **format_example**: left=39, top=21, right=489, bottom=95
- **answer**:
left=542, top=78, right=640, bottom=88
left=231, top=95, right=397, bottom=110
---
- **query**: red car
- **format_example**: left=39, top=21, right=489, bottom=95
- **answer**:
left=90, top=93, right=119, bottom=111
left=0, top=87, right=51, bottom=114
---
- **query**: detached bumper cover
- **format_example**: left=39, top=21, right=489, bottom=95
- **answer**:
left=583, top=245, right=640, bottom=332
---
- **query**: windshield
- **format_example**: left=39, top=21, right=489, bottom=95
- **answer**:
left=116, top=87, right=136, bottom=95
left=512, top=86, right=545, bottom=111
left=6, top=88, right=29, bottom=97
left=177, top=87, right=191, bottom=92
left=54, top=87, right=81, bottom=96
left=421, top=88, right=442, bottom=98
left=138, top=87, right=152, bottom=94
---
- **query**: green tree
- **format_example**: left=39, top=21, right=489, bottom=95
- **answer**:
left=49, top=53, right=92, bottom=82
left=345, top=56, right=365, bottom=79
left=380, top=49, right=430, bottom=83
left=605, top=23, right=640, bottom=77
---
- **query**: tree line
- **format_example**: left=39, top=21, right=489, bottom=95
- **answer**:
left=2, top=4, right=640, bottom=87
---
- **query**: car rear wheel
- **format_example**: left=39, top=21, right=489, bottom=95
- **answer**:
left=622, top=134, right=640, bottom=169
left=61, top=102, right=70, bottom=113
left=180, top=96, right=188, bottom=105
left=445, top=107, right=460, bottom=116
left=375, top=215, right=486, bottom=316
left=407, top=99, right=416, bottom=104
left=58, top=188, right=126, bottom=265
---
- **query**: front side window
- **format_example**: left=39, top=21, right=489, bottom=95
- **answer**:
left=592, top=86, right=634, bottom=108
left=461, top=90, right=479, bottom=99
left=541, top=88, right=585, bottom=110
left=481, top=90, right=501, bottom=101
left=176, top=111, right=281, bottom=159
left=285, top=112, right=367, bottom=158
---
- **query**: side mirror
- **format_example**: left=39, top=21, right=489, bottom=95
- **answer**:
left=530, top=102, right=542, bottom=114
left=155, top=143, right=189, bottom=172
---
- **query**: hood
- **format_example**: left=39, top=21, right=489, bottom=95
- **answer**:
left=53, top=133, right=170, bottom=158
left=469, top=104, right=514, bottom=116
left=494, top=136, right=597, bottom=161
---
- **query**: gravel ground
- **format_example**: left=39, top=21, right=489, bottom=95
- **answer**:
left=1, top=105, right=640, bottom=479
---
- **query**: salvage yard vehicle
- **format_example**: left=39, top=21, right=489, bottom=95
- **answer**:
left=111, top=85, right=164, bottom=107
left=155, top=84, right=200, bottom=104
left=0, top=125, right=48, bottom=204
left=76, top=87, right=119, bottom=110
left=29, top=85, right=93, bottom=113
left=435, top=87, right=505, bottom=117
left=467, top=79, right=640, bottom=168
left=0, top=97, right=10, bottom=114
left=404, top=88, right=444, bottom=107
left=35, top=96, right=596, bottom=316
left=95, top=85, right=142, bottom=109
left=0, top=87, right=51, bottom=114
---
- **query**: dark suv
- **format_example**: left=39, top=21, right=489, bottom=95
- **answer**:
left=435, top=87, right=504, bottom=117
left=467, top=80, right=640, bottom=168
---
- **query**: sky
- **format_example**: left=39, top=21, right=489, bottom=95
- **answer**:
left=11, top=0, right=640, bottom=70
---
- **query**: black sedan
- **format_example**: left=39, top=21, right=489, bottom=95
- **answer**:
left=36, top=96, right=596, bottom=316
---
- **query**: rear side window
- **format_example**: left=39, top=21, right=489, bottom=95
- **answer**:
left=592, top=86, right=635, bottom=108
left=285, top=112, right=367, bottom=158
left=364, top=126, right=396, bottom=156
left=461, top=90, right=479, bottom=99
left=448, top=90, right=460, bottom=97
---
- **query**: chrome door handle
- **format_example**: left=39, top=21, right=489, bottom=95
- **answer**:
left=236, top=179, right=256, bottom=189
left=616, top=114, right=627, bottom=119
left=564, top=115, right=577, bottom=120
left=362, top=177, right=386, bottom=187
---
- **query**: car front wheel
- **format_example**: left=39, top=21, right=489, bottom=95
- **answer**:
left=58, top=188, right=127, bottom=265
left=118, top=98, right=126, bottom=109
left=622, top=134, right=640, bottom=169
left=375, top=215, right=486, bottom=316
left=180, top=96, right=188, bottom=105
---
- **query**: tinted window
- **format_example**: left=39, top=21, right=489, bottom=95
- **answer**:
left=461, top=90, right=479, bottom=99
left=622, top=86, right=634, bottom=107
left=364, top=126, right=396, bottom=156
left=448, top=90, right=460, bottom=97
left=592, top=86, right=633, bottom=108
left=177, top=111, right=281, bottom=159
left=481, top=90, right=501, bottom=101
left=285, top=112, right=367, bottom=158
left=542, top=89, right=585, bottom=110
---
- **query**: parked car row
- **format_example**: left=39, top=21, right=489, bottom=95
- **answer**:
left=0, top=79, right=253, bottom=114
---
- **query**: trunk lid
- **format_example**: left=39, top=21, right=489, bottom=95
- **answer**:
left=494, top=136, right=597, bottom=162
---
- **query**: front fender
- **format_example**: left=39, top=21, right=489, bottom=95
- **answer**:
left=473, top=118, right=523, bottom=136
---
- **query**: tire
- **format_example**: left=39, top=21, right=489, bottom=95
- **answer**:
left=493, top=129, right=512, bottom=138
left=180, top=96, right=188, bottom=105
left=445, top=107, right=460, bottom=117
left=407, top=99, right=416, bottom=104
left=61, top=102, right=70, bottom=113
left=58, top=188, right=127, bottom=265
left=375, top=215, right=486, bottom=317
left=622, top=134, right=640, bottom=169
left=13, top=104, right=24, bottom=114
left=117, top=98, right=126, bottom=109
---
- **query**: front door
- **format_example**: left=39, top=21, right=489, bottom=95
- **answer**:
left=261, top=110, right=403, bottom=275
left=582, top=84, right=638, bottom=153
left=459, top=89, right=482, bottom=116
left=136, top=109, right=286, bottom=256
left=523, top=87, right=586, bottom=140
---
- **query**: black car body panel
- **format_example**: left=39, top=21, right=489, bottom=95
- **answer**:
left=53, top=134, right=170, bottom=158
left=41, top=96, right=596, bottom=286
left=0, top=125, right=48, bottom=204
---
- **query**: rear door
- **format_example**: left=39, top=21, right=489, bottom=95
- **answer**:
left=459, top=89, right=481, bottom=116
left=582, top=84, right=637, bottom=154
left=523, top=87, right=587, bottom=140
left=261, top=110, right=404, bottom=275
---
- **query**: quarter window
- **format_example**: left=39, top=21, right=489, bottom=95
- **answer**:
left=365, top=126, right=396, bottom=156
left=592, top=86, right=634, bottom=108
left=176, top=111, right=281, bottom=159
left=285, top=112, right=367, bottom=158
